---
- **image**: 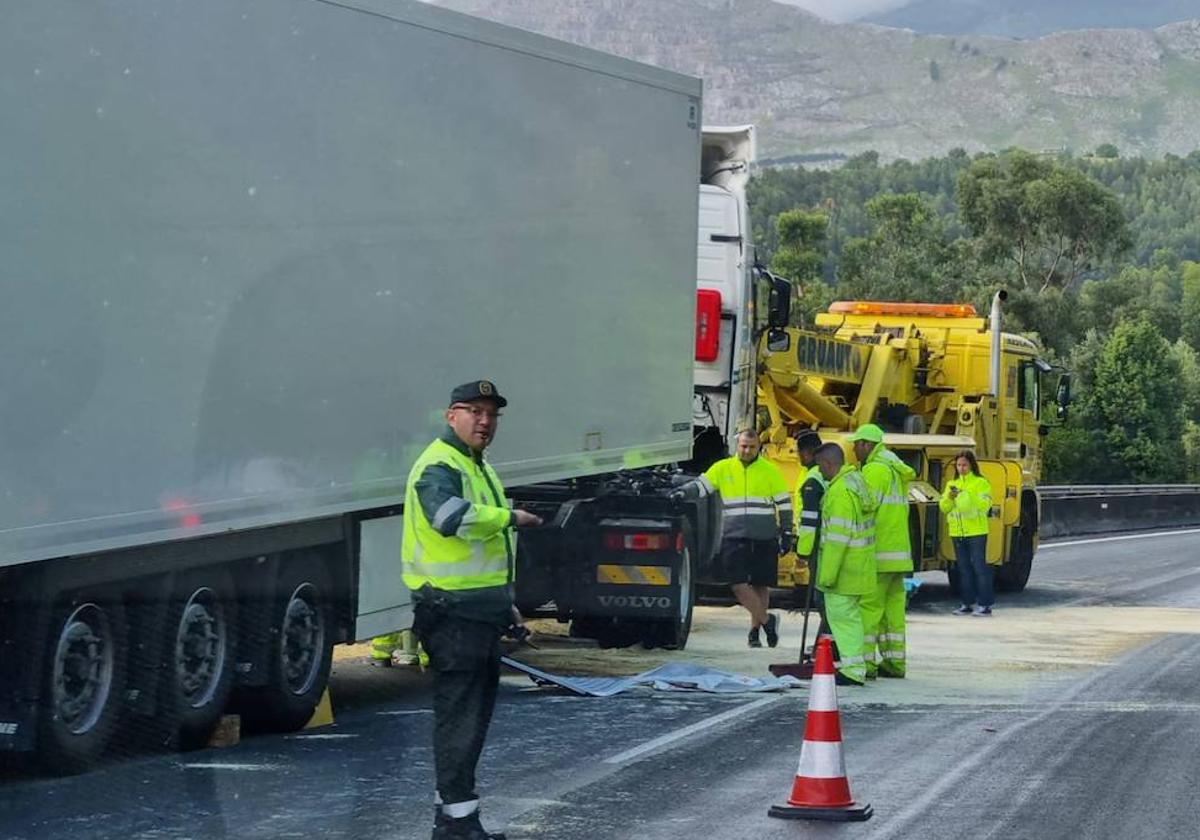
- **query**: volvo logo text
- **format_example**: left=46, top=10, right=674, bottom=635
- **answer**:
left=598, top=595, right=672, bottom=609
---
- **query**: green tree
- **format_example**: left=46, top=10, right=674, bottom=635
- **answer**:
left=837, top=193, right=966, bottom=302
left=1170, top=339, right=1200, bottom=425
left=1042, top=425, right=1102, bottom=484
left=1081, top=318, right=1186, bottom=482
left=1077, top=264, right=1182, bottom=342
left=999, top=286, right=1079, bottom=356
left=1094, top=143, right=1120, bottom=159
left=1183, top=421, right=1200, bottom=483
left=1181, top=261, right=1200, bottom=353
left=769, top=208, right=831, bottom=326
left=956, top=150, right=1131, bottom=293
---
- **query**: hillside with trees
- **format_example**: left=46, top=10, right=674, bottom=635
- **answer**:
left=749, top=148, right=1200, bottom=483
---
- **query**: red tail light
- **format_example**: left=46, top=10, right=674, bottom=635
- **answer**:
left=602, top=532, right=672, bottom=551
left=163, top=498, right=202, bottom=529
left=695, top=289, right=721, bottom=362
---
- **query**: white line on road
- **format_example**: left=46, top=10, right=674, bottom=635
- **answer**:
left=286, top=733, right=360, bottom=740
left=603, top=694, right=787, bottom=765
left=376, top=709, right=433, bottom=716
left=1041, top=527, right=1200, bottom=549
left=181, top=763, right=279, bottom=771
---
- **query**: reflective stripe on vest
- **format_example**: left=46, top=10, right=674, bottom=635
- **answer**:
left=401, top=439, right=511, bottom=592
left=864, top=448, right=912, bottom=572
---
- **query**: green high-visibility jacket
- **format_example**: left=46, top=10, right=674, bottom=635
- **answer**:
left=685, top=455, right=793, bottom=543
left=401, top=429, right=515, bottom=624
left=939, top=471, right=992, bottom=538
left=860, top=443, right=916, bottom=573
left=817, top=465, right=877, bottom=595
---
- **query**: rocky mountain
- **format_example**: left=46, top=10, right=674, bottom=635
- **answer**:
left=429, top=0, right=1200, bottom=162
left=865, top=0, right=1200, bottom=39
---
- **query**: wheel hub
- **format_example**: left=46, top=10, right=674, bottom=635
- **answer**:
left=281, top=583, right=323, bottom=696
left=175, top=590, right=224, bottom=707
left=52, top=604, right=114, bottom=735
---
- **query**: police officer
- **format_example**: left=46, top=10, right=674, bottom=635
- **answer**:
left=793, top=430, right=826, bottom=579
left=403, top=381, right=543, bottom=840
left=813, top=443, right=876, bottom=686
left=850, top=423, right=916, bottom=679
left=674, top=429, right=792, bottom=648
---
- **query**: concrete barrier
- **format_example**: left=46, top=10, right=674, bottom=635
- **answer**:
left=1040, top=490, right=1200, bottom=539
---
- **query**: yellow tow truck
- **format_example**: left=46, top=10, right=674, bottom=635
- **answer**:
left=754, top=290, right=1069, bottom=592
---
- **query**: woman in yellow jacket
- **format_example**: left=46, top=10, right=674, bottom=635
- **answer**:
left=939, top=450, right=994, bottom=616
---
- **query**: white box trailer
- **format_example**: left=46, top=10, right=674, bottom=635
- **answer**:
left=0, top=0, right=714, bottom=769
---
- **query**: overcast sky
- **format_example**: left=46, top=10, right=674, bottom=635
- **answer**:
left=773, top=0, right=911, bottom=23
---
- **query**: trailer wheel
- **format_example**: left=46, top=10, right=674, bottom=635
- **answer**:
left=240, top=556, right=333, bottom=732
left=39, top=596, right=128, bottom=773
left=164, top=569, right=235, bottom=749
left=640, top=521, right=697, bottom=650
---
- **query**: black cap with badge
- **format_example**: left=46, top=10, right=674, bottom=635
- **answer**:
left=449, top=380, right=508, bottom=408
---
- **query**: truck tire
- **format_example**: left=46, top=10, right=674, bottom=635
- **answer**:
left=239, top=556, right=333, bottom=732
left=163, top=569, right=236, bottom=750
left=640, top=521, right=697, bottom=650
left=39, top=595, right=128, bottom=773
left=997, top=506, right=1035, bottom=593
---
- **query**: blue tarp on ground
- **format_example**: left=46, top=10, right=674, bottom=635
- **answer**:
left=501, top=657, right=803, bottom=697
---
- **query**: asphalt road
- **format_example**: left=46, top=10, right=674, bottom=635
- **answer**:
left=2, top=528, right=1198, bottom=840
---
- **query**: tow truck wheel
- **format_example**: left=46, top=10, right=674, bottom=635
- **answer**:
left=39, top=595, right=128, bottom=773
left=997, top=505, right=1035, bottom=593
left=164, top=569, right=235, bottom=750
left=640, top=521, right=697, bottom=650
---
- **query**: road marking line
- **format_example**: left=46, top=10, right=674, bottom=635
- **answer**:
left=182, top=763, right=279, bottom=771
left=287, top=733, right=360, bottom=740
left=1042, top=528, right=1200, bottom=549
left=377, top=709, right=433, bottom=716
left=603, top=694, right=786, bottom=765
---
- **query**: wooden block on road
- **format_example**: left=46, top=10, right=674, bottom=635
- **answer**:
left=207, top=714, right=241, bottom=748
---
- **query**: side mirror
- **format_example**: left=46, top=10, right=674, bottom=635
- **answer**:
left=767, top=274, right=791, bottom=330
left=1055, top=373, right=1072, bottom=421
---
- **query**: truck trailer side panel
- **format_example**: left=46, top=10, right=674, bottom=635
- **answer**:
left=0, top=0, right=703, bottom=567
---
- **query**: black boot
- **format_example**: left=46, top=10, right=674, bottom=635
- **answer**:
left=764, top=612, right=781, bottom=648
left=432, top=811, right=506, bottom=840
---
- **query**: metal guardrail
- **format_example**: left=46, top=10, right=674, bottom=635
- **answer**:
left=1039, top=484, right=1200, bottom=499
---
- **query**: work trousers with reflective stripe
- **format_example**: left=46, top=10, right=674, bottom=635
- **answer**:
left=823, top=592, right=866, bottom=684
left=371, top=631, right=420, bottom=663
left=371, top=632, right=401, bottom=661
left=413, top=604, right=502, bottom=809
left=860, top=572, right=907, bottom=677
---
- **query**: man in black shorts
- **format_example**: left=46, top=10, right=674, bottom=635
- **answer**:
left=674, top=430, right=792, bottom=647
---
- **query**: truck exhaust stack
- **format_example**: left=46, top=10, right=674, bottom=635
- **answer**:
left=989, top=290, right=1008, bottom=396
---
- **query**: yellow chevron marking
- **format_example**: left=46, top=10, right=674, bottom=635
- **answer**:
left=596, top=565, right=672, bottom=585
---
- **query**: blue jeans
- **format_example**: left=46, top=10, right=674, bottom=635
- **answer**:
left=953, top=535, right=993, bottom=608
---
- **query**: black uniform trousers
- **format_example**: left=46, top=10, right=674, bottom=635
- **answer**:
left=414, top=602, right=502, bottom=807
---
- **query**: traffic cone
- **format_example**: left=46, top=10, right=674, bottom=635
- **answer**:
left=768, top=636, right=873, bottom=821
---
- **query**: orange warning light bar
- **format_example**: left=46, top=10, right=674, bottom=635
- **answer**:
left=827, top=301, right=977, bottom=318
